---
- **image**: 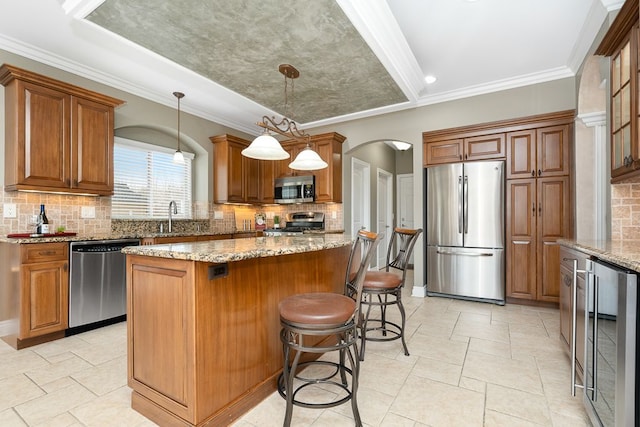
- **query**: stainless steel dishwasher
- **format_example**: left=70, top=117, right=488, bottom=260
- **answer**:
left=69, top=239, right=140, bottom=330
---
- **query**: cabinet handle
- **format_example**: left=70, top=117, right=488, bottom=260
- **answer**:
left=567, top=258, right=586, bottom=396
left=532, top=203, right=535, bottom=216
left=538, top=169, right=542, bottom=176
left=459, top=154, right=462, bottom=160
left=465, top=153, right=468, bottom=159
left=531, top=170, right=535, bottom=177
left=63, top=263, right=68, bottom=272
left=538, top=204, right=542, bottom=215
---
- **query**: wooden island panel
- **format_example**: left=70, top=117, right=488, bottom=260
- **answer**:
left=127, top=245, right=350, bottom=427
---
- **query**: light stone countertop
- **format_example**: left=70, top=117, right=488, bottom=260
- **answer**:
left=121, top=234, right=353, bottom=263
left=558, top=239, right=640, bottom=272
left=0, top=231, right=234, bottom=244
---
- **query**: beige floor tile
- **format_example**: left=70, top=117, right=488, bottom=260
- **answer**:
left=491, top=309, right=545, bottom=327
left=453, top=319, right=510, bottom=343
left=34, top=411, right=82, bottom=427
left=0, top=408, right=27, bottom=427
left=468, top=337, right=511, bottom=357
left=70, top=386, right=155, bottom=427
left=311, top=408, right=358, bottom=426
left=14, top=382, right=95, bottom=426
left=484, top=409, right=545, bottom=427
left=358, top=352, right=414, bottom=396
left=71, top=356, right=127, bottom=396
left=238, top=391, right=320, bottom=427
left=0, top=350, right=48, bottom=380
left=406, top=333, right=468, bottom=365
left=550, top=409, right=592, bottom=427
left=389, top=376, right=485, bottom=426
left=379, top=412, right=417, bottom=427
left=411, top=356, right=462, bottom=386
left=462, top=351, right=544, bottom=394
left=25, top=354, right=93, bottom=386
left=485, top=383, right=552, bottom=425
left=331, top=386, right=393, bottom=426
left=459, top=376, right=486, bottom=393
left=0, top=374, right=44, bottom=412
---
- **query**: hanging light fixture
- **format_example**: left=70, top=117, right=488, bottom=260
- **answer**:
left=243, top=64, right=327, bottom=170
left=173, top=91, right=185, bottom=164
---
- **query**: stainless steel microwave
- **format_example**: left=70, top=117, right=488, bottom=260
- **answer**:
left=274, top=175, right=315, bottom=204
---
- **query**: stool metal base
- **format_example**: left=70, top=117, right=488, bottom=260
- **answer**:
left=279, top=323, right=362, bottom=426
left=360, top=290, right=409, bottom=360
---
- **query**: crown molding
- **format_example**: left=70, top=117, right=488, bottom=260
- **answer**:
left=336, top=0, right=424, bottom=102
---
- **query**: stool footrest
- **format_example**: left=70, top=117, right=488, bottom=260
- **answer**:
left=278, top=360, right=355, bottom=409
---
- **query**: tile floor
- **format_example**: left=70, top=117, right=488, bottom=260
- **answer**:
left=0, top=283, right=592, bottom=427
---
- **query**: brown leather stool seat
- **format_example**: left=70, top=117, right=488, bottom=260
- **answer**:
left=278, top=230, right=380, bottom=427
left=359, top=228, right=422, bottom=361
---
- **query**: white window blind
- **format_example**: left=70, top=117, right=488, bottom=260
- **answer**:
left=112, top=138, right=193, bottom=219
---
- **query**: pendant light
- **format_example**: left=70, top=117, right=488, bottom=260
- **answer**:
left=173, top=91, right=185, bottom=164
left=243, top=64, right=326, bottom=170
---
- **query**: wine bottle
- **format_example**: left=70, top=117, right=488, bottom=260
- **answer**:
left=39, top=204, right=49, bottom=234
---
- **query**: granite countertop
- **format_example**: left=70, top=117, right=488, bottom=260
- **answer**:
left=121, top=234, right=354, bottom=263
left=558, top=239, right=640, bottom=272
left=0, top=230, right=234, bottom=244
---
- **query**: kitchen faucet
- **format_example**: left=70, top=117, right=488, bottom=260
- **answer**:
left=168, top=200, right=177, bottom=233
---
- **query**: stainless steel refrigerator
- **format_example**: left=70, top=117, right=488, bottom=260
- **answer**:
left=426, top=160, right=505, bottom=304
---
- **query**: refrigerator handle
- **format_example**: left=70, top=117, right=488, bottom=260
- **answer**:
left=458, top=176, right=463, bottom=234
left=463, top=175, right=469, bottom=234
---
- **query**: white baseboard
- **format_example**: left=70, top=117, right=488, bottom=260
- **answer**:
left=411, top=284, right=427, bottom=298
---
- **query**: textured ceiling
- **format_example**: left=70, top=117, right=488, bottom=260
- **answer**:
left=86, top=0, right=407, bottom=124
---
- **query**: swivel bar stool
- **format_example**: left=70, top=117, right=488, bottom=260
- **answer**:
left=359, top=227, right=422, bottom=361
left=278, top=230, right=381, bottom=427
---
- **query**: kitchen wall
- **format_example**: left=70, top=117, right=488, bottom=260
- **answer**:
left=611, top=177, right=640, bottom=241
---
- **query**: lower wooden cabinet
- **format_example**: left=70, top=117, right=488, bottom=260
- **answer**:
left=559, top=246, right=588, bottom=377
left=506, top=177, right=571, bottom=303
left=20, top=243, right=69, bottom=340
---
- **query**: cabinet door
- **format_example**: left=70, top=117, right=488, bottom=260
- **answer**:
left=259, top=160, right=275, bottom=203
left=314, top=138, right=342, bottom=202
left=536, top=176, right=570, bottom=302
left=463, top=133, right=505, bottom=161
left=275, top=145, right=294, bottom=178
left=506, top=179, right=537, bottom=300
left=13, top=81, right=71, bottom=190
left=20, top=260, right=68, bottom=338
left=611, top=37, right=633, bottom=179
left=72, top=97, right=114, bottom=195
left=424, top=139, right=463, bottom=165
left=506, top=130, right=536, bottom=179
left=243, top=156, right=261, bottom=204
left=536, top=125, right=570, bottom=177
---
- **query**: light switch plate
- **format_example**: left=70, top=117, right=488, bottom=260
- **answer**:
left=3, top=203, right=16, bottom=218
left=81, top=206, right=96, bottom=218
left=213, top=211, right=224, bottom=220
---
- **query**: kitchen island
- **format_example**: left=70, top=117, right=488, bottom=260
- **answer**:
left=122, top=234, right=353, bottom=427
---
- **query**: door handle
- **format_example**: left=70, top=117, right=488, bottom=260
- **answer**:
left=458, top=176, right=463, bottom=234
left=463, top=175, right=469, bottom=234
left=565, top=258, right=586, bottom=396
left=591, top=275, right=599, bottom=401
left=436, top=250, right=493, bottom=257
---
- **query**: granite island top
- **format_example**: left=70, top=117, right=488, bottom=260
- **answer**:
left=0, top=230, right=234, bottom=244
left=558, top=238, right=640, bottom=272
left=121, top=234, right=354, bottom=263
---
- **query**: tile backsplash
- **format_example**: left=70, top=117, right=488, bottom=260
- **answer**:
left=0, top=191, right=344, bottom=237
left=611, top=175, right=640, bottom=241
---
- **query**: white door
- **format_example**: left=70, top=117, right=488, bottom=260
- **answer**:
left=377, top=169, right=393, bottom=268
left=397, top=173, right=414, bottom=262
left=351, top=157, right=370, bottom=235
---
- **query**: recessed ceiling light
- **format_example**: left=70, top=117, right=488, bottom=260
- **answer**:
left=424, top=75, right=437, bottom=84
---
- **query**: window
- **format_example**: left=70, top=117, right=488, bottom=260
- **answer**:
left=112, top=137, right=193, bottom=219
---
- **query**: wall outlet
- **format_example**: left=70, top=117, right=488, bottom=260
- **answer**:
left=81, top=206, right=96, bottom=218
left=266, top=212, right=274, bottom=219
left=213, top=211, right=224, bottom=220
left=331, top=211, right=337, bottom=219
left=3, top=203, right=17, bottom=218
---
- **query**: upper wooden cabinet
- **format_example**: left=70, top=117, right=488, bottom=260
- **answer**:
left=595, top=0, right=639, bottom=182
left=211, top=134, right=279, bottom=204
left=212, top=132, right=344, bottom=204
left=506, top=125, right=570, bottom=179
left=423, top=133, right=505, bottom=166
left=0, top=64, right=124, bottom=195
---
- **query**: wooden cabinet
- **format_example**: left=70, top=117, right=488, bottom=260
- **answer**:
left=212, top=134, right=281, bottom=204
left=277, top=132, right=344, bottom=202
left=596, top=0, right=639, bottom=182
left=506, top=125, right=570, bottom=179
left=423, top=133, right=505, bottom=166
left=507, top=176, right=571, bottom=303
left=216, top=131, right=344, bottom=204
left=0, top=64, right=124, bottom=195
left=559, top=246, right=588, bottom=377
left=19, top=243, right=69, bottom=344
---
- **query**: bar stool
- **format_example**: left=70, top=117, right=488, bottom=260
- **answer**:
left=358, top=227, right=422, bottom=361
left=277, top=230, right=380, bottom=427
